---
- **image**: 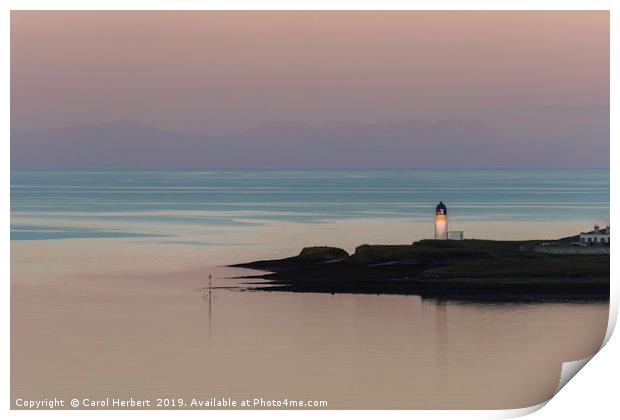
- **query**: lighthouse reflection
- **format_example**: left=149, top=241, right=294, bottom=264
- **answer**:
left=435, top=300, right=448, bottom=349
left=433, top=300, right=450, bottom=390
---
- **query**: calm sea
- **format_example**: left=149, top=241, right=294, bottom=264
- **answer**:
left=10, top=168, right=610, bottom=242
left=10, top=168, right=610, bottom=409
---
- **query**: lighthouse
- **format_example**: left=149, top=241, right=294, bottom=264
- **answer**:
left=435, top=201, right=448, bottom=240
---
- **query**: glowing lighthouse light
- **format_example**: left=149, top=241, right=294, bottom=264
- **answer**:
left=435, top=201, right=448, bottom=240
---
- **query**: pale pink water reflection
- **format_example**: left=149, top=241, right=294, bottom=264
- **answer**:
left=11, top=218, right=608, bottom=409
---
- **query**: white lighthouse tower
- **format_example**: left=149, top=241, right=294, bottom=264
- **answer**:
left=435, top=201, right=448, bottom=240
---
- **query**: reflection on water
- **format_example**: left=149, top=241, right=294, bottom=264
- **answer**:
left=201, top=274, right=215, bottom=342
left=11, top=251, right=608, bottom=409
left=10, top=168, right=610, bottom=409
left=435, top=301, right=448, bottom=350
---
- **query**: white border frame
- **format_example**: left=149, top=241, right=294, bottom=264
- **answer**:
left=3, top=2, right=616, bottom=419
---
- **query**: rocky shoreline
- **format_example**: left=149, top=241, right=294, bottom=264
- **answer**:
left=232, top=238, right=609, bottom=302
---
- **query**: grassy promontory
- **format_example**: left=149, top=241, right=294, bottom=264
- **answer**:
left=232, top=238, right=609, bottom=301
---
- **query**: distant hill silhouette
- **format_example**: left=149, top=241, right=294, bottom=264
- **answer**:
left=11, top=117, right=608, bottom=167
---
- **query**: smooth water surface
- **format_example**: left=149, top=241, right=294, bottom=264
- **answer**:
left=11, top=168, right=609, bottom=408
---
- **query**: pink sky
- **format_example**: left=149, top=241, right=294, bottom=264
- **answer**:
left=10, top=11, right=609, bottom=166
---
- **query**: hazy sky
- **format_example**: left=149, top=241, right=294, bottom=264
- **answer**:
left=10, top=11, right=609, bottom=166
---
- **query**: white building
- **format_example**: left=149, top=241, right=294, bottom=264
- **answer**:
left=434, top=202, right=465, bottom=240
left=448, top=231, right=464, bottom=241
left=435, top=201, right=448, bottom=240
left=579, top=225, right=610, bottom=246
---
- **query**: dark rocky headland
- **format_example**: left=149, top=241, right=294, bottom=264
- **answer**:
left=232, top=236, right=609, bottom=302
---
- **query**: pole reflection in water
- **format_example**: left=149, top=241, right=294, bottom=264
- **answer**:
left=201, top=273, right=215, bottom=342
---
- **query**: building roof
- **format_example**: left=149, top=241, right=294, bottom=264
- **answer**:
left=435, top=201, right=447, bottom=215
left=580, top=226, right=609, bottom=235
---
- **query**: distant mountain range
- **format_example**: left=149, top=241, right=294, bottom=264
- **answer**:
left=11, top=117, right=609, bottom=167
